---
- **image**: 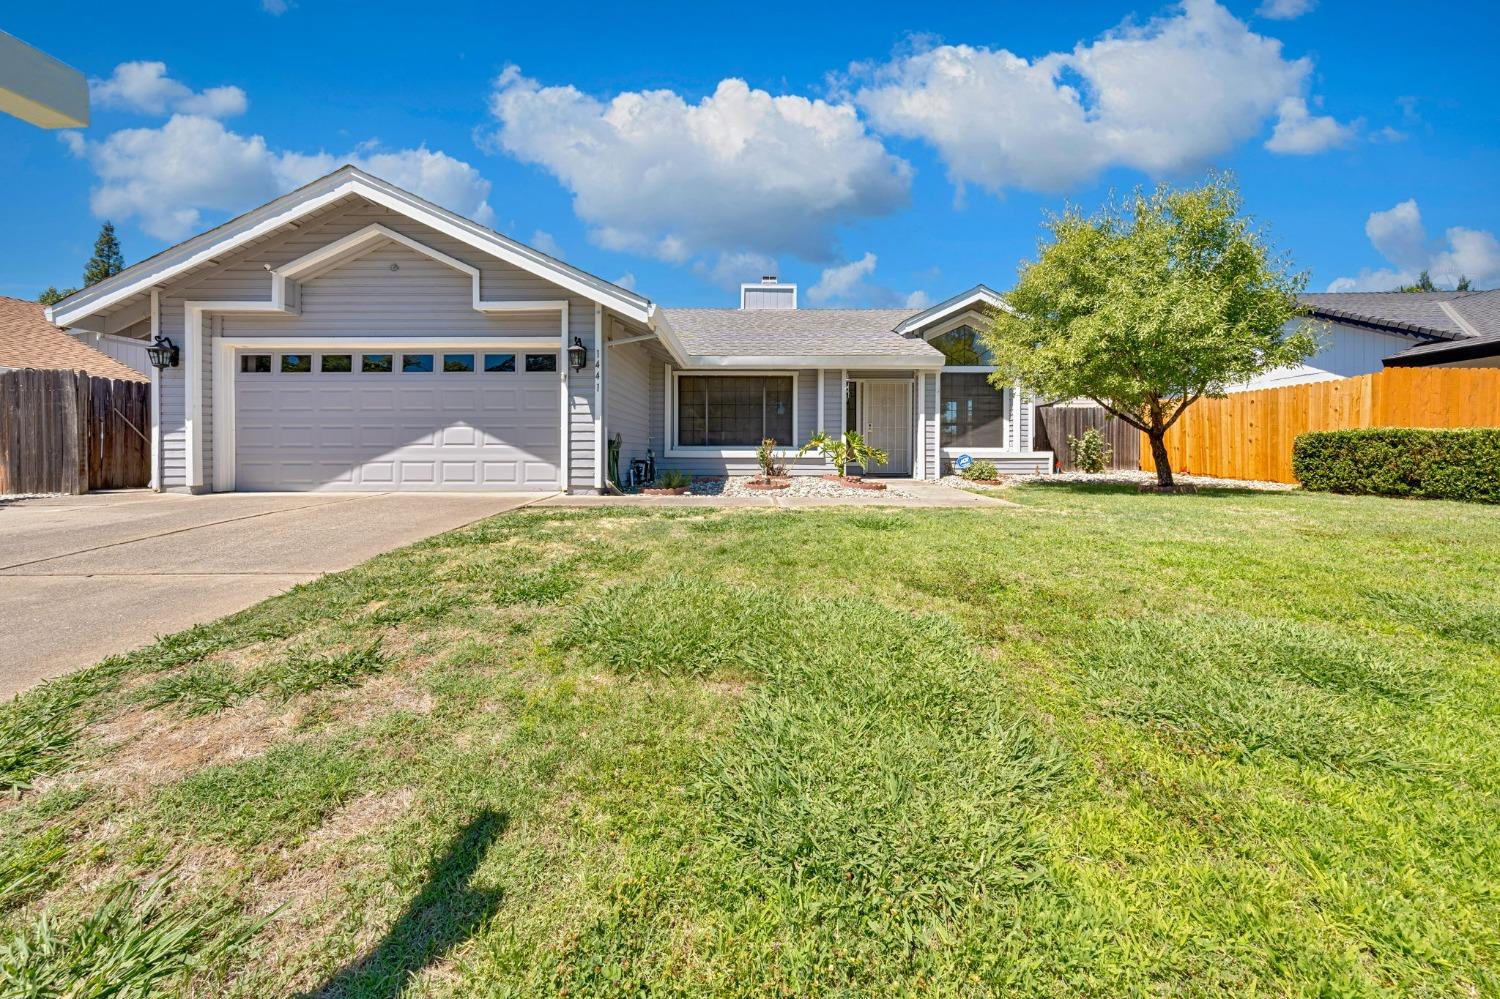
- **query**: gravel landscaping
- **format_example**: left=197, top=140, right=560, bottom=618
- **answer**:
left=942, top=470, right=1295, bottom=492
left=685, top=475, right=922, bottom=499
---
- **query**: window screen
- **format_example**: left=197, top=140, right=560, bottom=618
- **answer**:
left=940, top=373, right=1006, bottom=447
left=677, top=375, right=794, bottom=447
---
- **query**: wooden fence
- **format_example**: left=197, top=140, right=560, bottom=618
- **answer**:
left=1139, top=367, right=1500, bottom=483
left=1034, top=403, right=1141, bottom=472
left=0, top=369, right=151, bottom=494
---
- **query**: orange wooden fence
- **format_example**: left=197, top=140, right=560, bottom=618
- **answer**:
left=1139, top=367, right=1500, bottom=483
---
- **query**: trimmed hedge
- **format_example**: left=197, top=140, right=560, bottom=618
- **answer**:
left=1292, top=427, right=1500, bottom=503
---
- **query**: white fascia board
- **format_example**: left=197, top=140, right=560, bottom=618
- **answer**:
left=644, top=306, right=691, bottom=366
left=895, top=285, right=1012, bottom=335
left=50, top=168, right=653, bottom=328
left=682, top=354, right=944, bottom=369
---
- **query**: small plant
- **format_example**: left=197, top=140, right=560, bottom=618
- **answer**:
left=798, top=431, right=888, bottom=478
left=0, top=683, right=88, bottom=794
left=960, top=459, right=999, bottom=482
left=1067, top=427, right=1112, bottom=474
left=654, top=468, right=692, bottom=489
left=755, top=438, right=787, bottom=481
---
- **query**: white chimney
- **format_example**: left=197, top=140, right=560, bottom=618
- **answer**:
left=740, top=275, right=797, bottom=310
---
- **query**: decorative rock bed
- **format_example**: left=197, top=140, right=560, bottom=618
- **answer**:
left=686, top=476, right=921, bottom=499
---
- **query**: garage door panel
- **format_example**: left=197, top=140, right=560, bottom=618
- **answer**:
left=235, top=353, right=560, bottom=491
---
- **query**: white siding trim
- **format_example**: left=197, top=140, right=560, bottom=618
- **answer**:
left=593, top=305, right=604, bottom=491
left=558, top=302, right=569, bottom=491
left=149, top=289, right=160, bottom=491
left=914, top=373, right=925, bottom=478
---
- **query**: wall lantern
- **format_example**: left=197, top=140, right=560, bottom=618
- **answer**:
left=568, top=336, right=588, bottom=372
left=145, top=335, right=180, bottom=369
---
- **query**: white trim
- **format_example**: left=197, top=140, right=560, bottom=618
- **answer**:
left=915, top=372, right=924, bottom=480
left=840, top=369, right=848, bottom=438
left=895, top=284, right=1012, bottom=335
left=665, top=369, right=801, bottom=458
left=210, top=336, right=564, bottom=492
left=593, top=304, right=604, bottom=492
left=931, top=372, right=942, bottom=481
left=558, top=302, right=570, bottom=491
left=680, top=353, right=941, bottom=370
left=49, top=168, right=651, bottom=328
left=149, top=289, right=160, bottom=491
left=936, top=365, right=997, bottom=374
left=739, top=281, right=798, bottom=310
left=606, top=331, right=658, bottom=348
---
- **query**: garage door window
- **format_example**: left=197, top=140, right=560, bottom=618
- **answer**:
left=320, top=354, right=353, bottom=373
left=525, top=353, right=557, bottom=373
left=362, top=354, right=394, bottom=373
left=484, top=353, right=515, bottom=373
left=241, top=354, right=271, bottom=373
left=443, top=354, right=475, bottom=373
left=281, top=354, right=312, bottom=373
left=402, top=354, right=434, bottom=373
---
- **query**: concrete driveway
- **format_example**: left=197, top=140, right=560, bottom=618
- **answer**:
left=0, top=490, right=551, bottom=698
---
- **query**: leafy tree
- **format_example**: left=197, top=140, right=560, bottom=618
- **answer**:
left=1394, top=270, right=1438, bottom=293
left=984, top=174, right=1314, bottom=488
left=82, top=221, right=125, bottom=287
left=37, top=286, right=79, bottom=307
left=1457, top=276, right=1472, bottom=292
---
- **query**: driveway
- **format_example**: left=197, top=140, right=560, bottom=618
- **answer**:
left=0, top=491, right=551, bottom=698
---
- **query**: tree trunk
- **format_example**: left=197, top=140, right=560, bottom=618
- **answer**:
left=1148, top=430, right=1174, bottom=488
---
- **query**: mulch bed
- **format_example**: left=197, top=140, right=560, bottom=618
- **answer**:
left=823, top=474, right=887, bottom=491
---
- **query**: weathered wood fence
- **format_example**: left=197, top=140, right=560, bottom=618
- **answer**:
left=0, top=369, right=150, bottom=494
left=1034, top=403, right=1141, bottom=472
left=1139, top=367, right=1500, bottom=483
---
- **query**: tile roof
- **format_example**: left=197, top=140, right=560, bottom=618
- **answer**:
left=661, top=308, right=944, bottom=360
left=0, top=296, right=147, bottom=382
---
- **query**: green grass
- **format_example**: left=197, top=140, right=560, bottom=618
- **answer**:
left=1, top=484, right=1497, bottom=996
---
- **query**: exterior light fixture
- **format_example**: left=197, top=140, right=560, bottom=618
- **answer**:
left=568, top=336, right=587, bottom=372
left=145, top=335, right=179, bottom=369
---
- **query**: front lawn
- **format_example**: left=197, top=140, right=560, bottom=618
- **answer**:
left=3, top=485, right=1497, bottom=996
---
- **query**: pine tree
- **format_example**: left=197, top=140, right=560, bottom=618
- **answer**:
left=38, top=286, right=79, bottom=307
left=82, top=221, right=125, bottom=287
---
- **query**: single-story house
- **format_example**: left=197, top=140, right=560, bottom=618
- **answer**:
left=0, top=295, right=146, bottom=382
left=1242, top=289, right=1500, bottom=389
left=46, top=166, right=1049, bottom=494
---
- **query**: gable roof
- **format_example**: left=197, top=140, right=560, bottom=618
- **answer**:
left=46, top=165, right=654, bottom=329
left=1298, top=291, right=1497, bottom=340
left=0, top=297, right=146, bottom=381
left=658, top=308, right=944, bottom=366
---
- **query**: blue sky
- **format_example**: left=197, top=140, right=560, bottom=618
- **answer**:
left=3, top=0, right=1497, bottom=307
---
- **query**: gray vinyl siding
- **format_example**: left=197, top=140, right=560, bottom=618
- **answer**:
left=820, top=370, right=842, bottom=436
left=604, top=329, right=656, bottom=479
left=149, top=197, right=599, bottom=491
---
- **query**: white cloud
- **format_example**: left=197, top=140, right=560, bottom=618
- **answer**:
left=91, top=62, right=247, bottom=118
left=693, top=251, right=779, bottom=292
left=262, top=0, right=291, bottom=13
left=64, top=114, right=494, bottom=240
left=529, top=229, right=566, bottom=259
left=485, top=67, right=911, bottom=264
left=1327, top=200, right=1500, bottom=291
left=613, top=272, right=637, bottom=291
left=808, top=252, right=878, bottom=304
left=853, top=0, right=1344, bottom=196
left=806, top=251, right=929, bottom=308
left=1256, top=0, right=1315, bottom=18
left=1265, top=97, right=1355, bottom=154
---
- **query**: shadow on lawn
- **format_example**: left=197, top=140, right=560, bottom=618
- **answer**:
left=300, top=809, right=508, bottom=999
left=1018, top=480, right=1287, bottom=499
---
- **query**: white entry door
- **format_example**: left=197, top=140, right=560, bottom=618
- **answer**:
left=859, top=380, right=913, bottom=476
left=233, top=348, right=561, bottom=491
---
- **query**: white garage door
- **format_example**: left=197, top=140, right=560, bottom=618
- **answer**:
left=233, top=348, right=560, bottom=491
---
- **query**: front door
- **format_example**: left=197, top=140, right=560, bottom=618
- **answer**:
left=859, top=380, right=913, bottom=476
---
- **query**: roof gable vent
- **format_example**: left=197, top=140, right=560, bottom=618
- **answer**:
left=741, top=276, right=797, bottom=310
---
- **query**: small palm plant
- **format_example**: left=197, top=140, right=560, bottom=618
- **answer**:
left=798, top=431, right=888, bottom=478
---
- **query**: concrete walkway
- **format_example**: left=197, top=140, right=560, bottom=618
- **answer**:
left=539, top=480, right=1018, bottom=509
left=0, top=491, right=549, bottom=698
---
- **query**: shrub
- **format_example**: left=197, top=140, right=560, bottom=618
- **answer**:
left=755, top=438, right=786, bottom=480
left=1067, top=426, right=1112, bottom=473
left=1292, top=428, right=1500, bottom=503
left=654, top=468, right=692, bottom=489
left=960, top=459, right=999, bottom=481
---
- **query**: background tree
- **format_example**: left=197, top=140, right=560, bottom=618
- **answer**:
left=1392, top=270, right=1471, bottom=292
left=37, top=286, right=77, bottom=307
left=83, top=221, right=125, bottom=287
left=984, top=174, right=1314, bottom=489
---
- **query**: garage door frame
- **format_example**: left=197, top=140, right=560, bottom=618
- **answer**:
left=213, top=336, right=567, bottom=492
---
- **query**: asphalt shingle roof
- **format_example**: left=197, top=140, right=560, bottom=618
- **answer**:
left=660, top=308, right=943, bottom=360
left=1299, top=290, right=1500, bottom=341
left=0, top=297, right=147, bottom=382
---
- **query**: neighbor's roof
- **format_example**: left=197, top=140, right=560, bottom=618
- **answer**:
left=1298, top=290, right=1500, bottom=340
left=659, top=308, right=944, bottom=362
left=0, top=297, right=146, bottom=381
